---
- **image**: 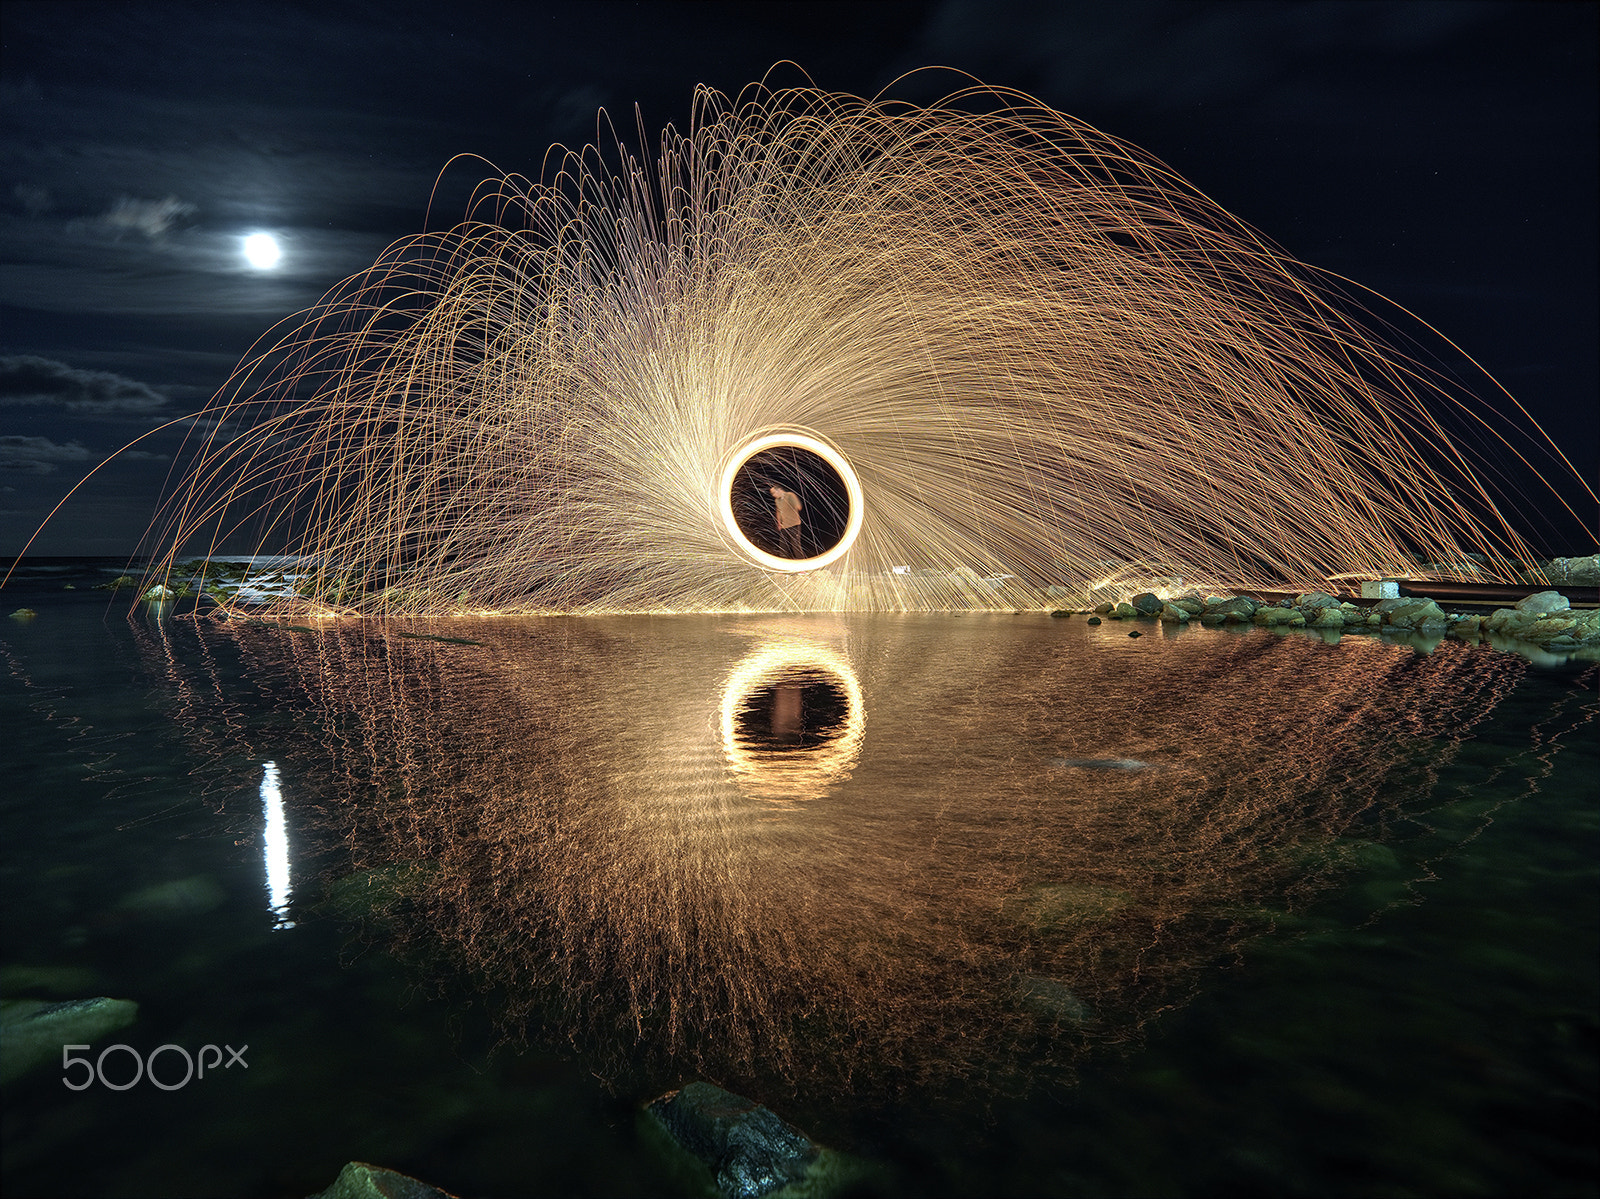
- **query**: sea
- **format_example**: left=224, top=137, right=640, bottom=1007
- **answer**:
left=2, top=557, right=1595, bottom=1198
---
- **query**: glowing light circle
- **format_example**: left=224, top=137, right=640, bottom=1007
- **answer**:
left=242, top=232, right=282, bottom=270
left=717, top=430, right=863, bottom=573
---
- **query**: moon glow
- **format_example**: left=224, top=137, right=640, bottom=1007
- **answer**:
left=242, top=232, right=282, bottom=270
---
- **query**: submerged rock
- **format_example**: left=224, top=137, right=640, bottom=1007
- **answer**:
left=8, top=608, right=37, bottom=621
left=113, top=874, right=226, bottom=919
left=645, top=1081, right=864, bottom=1199
left=0, top=996, right=138, bottom=1084
left=1016, top=975, right=1094, bottom=1023
left=0, top=964, right=102, bottom=996
left=309, top=1162, right=457, bottom=1199
left=1004, top=881, right=1135, bottom=930
left=317, top=862, right=439, bottom=921
left=1051, top=757, right=1152, bottom=770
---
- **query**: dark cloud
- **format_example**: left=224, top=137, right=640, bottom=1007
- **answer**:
left=102, top=194, right=197, bottom=238
left=0, top=355, right=170, bottom=414
left=12, top=184, right=51, bottom=216
left=0, top=434, right=92, bottom=474
left=902, top=0, right=1500, bottom=111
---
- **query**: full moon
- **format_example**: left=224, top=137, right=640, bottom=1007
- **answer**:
left=242, top=232, right=282, bottom=270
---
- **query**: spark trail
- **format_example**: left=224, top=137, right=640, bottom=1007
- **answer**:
left=138, top=72, right=1592, bottom=614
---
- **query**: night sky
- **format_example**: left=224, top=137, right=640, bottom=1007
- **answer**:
left=1, top=0, right=1594, bottom=556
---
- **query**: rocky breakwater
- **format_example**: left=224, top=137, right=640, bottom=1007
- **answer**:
left=1089, top=589, right=1599, bottom=656
left=1093, top=591, right=1365, bottom=631
left=1478, top=589, right=1599, bottom=652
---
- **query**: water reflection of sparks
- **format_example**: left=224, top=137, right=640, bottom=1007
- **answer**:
left=719, top=637, right=864, bottom=802
left=139, top=614, right=1594, bottom=1094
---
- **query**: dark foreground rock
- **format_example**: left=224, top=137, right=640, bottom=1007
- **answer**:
left=308, top=1161, right=457, bottom=1199
left=645, top=1081, right=872, bottom=1199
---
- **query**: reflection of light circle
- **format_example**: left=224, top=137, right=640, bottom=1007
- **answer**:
left=720, top=638, right=865, bottom=801
left=717, top=430, right=864, bottom=572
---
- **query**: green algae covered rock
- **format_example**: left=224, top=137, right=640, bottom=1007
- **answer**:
left=1, top=996, right=138, bottom=1084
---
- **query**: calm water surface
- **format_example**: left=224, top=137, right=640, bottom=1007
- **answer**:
left=2, top=561, right=1595, bottom=1197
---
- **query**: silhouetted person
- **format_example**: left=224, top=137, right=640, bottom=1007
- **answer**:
left=770, top=485, right=803, bottom=557
left=771, top=684, right=803, bottom=743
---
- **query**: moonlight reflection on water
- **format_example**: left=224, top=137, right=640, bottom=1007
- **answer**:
left=140, top=614, right=1586, bottom=1096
